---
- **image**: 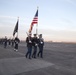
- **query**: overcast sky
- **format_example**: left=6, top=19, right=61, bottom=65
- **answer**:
left=0, top=0, right=76, bottom=42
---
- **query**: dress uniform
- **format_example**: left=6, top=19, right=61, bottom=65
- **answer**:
left=4, top=36, right=7, bottom=48
left=25, top=33, right=33, bottom=59
left=32, top=34, right=38, bottom=58
left=14, top=37, right=20, bottom=51
left=37, top=34, right=44, bottom=58
left=11, top=39, right=14, bottom=47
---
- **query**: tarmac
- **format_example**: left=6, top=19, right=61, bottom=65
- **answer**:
left=0, top=42, right=76, bottom=75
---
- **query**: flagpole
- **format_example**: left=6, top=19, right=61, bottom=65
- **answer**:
left=13, top=35, right=15, bottom=41
left=36, top=23, right=38, bottom=35
left=17, top=17, right=19, bottom=38
left=36, top=7, right=38, bottom=35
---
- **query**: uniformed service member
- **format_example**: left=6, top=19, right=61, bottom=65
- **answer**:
left=37, top=34, right=44, bottom=58
left=4, top=36, right=7, bottom=48
left=25, top=33, right=33, bottom=59
left=14, top=37, right=20, bottom=51
left=32, top=34, right=38, bottom=58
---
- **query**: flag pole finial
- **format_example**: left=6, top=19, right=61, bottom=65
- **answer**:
left=18, top=17, right=19, bottom=21
left=37, top=6, right=39, bottom=10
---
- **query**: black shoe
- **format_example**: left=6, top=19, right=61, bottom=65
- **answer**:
left=41, top=56, right=43, bottom=58
left=29, top=57, right=31, bottom=59
left=25, top=55, right=27, bottom=58
left=34, top=57, right=36, bottom=59
left=37, top=54, right=39, bottom=57
left=32, top=55, right=34, bottom=58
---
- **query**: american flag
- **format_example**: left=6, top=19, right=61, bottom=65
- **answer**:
left=29, top=9, right=38, bottom=33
